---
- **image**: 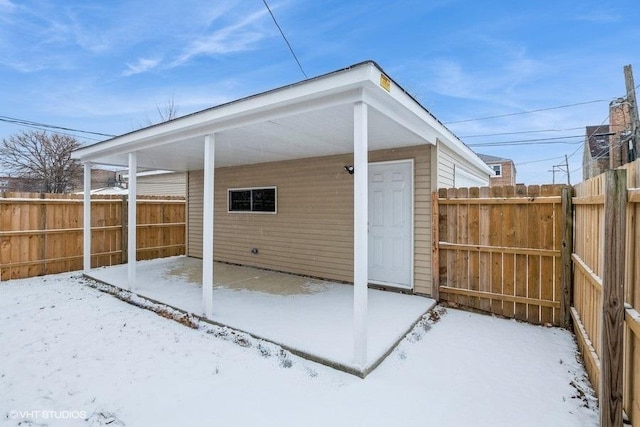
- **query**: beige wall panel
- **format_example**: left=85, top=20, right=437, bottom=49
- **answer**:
left=187, top=171, right=204, bottom=257
left=188, top=145, right=434, bottom=295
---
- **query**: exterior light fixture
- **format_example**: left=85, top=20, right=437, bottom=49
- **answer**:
left=344, top=165, right=354, bottom=175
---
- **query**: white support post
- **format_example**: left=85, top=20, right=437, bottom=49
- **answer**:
left=353, top=101, right=369, bottom=368
left=127, top=152, right=137, bottom=291
left=202, top=134, right=215, bottom=319
left=83, top=162, right=92, bottom=272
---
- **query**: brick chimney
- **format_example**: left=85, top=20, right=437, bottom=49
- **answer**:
left=609, top=98, right=631, bottom=169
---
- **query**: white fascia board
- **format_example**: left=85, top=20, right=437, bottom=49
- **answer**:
left=438, top=136, right=494, bottom=176
left=362, top=87, right=438, bottom=144
left=72, top=64, right=376, bottom=162
left=122, top=170, right=176, bottom=179
left=363, top=68, right=493, bottom=175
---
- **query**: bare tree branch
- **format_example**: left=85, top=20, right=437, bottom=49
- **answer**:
left=138, top=95, right=180, bottom=128
left=0, top=130, right=82, bottom=193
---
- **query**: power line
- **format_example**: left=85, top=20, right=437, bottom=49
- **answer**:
left=262, top=0, right=307, bottom=79
left=467, top=135, right=584, bottom=147
left=5, top=122, right=105, bottom=142
left=445, top=99, right=609, bottom=125
left=515, top=155, right=566, bottom=166
left=460, top=127, right=585, bottom=138
left=569, top=111, right=616, bottom=175
left=566, top=141, right=585, bottom=160
left=514, top=137, right=586, bottom=167
left=0, top=115, right=115, bottom=138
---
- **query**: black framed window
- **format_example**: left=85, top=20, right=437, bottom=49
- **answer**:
left=228, top=187, right=277, bottom=213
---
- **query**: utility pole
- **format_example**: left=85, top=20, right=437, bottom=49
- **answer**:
left=624, top=65, right=639, bottom=161
left=548, top=166, right=559, bottom=184
left=549, top=157, right=571, bottom=185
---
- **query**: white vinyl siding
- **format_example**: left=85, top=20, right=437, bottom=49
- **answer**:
left=137, top=172, right=186, bottom=196
left=437, top=141, right=490, bottom=189
left=455, top=165, right=490, bottom=188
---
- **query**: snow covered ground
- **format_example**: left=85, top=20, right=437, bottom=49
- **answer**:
left=1, top=273, right=598, bottom=427
left=87, top=256, right=434, bottom=373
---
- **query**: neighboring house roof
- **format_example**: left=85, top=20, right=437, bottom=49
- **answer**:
left=120, top=170, right=176, bottom=179
left=476, top=153, right=516, bottom=174
left=72, top=61, right=492, bottom=177
left=585, top=125, right=610, bottom=159
left=476, top=153, right=512, bottom=164
left=74, top=186, right=129, bottom=195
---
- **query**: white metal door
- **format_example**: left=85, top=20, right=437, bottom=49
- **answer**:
left=368, top=160, right=413, bottom=288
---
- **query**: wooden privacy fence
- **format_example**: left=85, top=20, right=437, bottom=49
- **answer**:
left=571, top=161, right=640, bottom=427
left=433, top=184, right=571, bottom=327
left=0, top=192, right=186, bottom=281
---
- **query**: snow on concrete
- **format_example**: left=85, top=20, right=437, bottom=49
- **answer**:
left=87, top=257, right=434, bottom=371
left=0, top=273, right=598, bottom=427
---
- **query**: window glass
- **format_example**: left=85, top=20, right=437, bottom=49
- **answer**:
left=229, top=190, right=251, bottom=211
left=228, top=187, right=276, bottom=213
left=251, top=188, right=276, bottom=212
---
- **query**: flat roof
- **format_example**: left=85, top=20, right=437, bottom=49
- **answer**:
left=73, top=61, right=491, bottom=175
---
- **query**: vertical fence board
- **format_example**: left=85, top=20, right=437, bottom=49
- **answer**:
left=456, top=188, right=469, bottom=308
left=514, top=184, right=529, bottom=321
left=489, top=186, right=504, bottom=315
left=600, top=169, right=627, bottom=427
left=431, top=191, right=439, bottom=301
left=468, top=187, right=480, bottom=311
left=446, top=187, right=458, bottom=305
left=436, top=184, right=564, bottom=326
left=561, top=187, right=573, bottom=328
left=0, top=193, right=186, bottom=280
left=526, top=185, right=542, bottom=324
left=540, top=185, right=557, bottom=325
left=501, top=185, right=516, bottom=318
left=478, top=186, right=491, bottom=312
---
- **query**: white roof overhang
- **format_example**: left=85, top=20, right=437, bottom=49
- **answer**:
left=72, top=61, right=491, bottom=174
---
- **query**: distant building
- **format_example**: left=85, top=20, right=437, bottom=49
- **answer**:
left=609, top=98, right=633, bottom=169
left=119, top=171, right=186, bottom=196
left=582, top=125, right=611, bottom=180
left=581, top=98, right=635, bottom=180
left=476, top=153, right=516, bottom=186
left=1, top=168, right=117, bottom=193
left=0, top=176, right=42, bottom=192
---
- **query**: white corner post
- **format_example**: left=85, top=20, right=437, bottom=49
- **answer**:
left=202, top=134, right=215, bottom=319
left=127, top=152, right=137, bottom=291
left=353, top=101, right=369, bottom=368
left=83, top=162, right=92, bottom=272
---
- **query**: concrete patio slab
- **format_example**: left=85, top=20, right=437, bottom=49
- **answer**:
left=86, top=256, right=435, bottom=376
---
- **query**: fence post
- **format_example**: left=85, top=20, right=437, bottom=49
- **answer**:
left=601, top=169, right=627, bottom=427
left=560, top=186, right=573, bottom=328
left=0, top=191, right=4, bottom=281
left=39, top=193, right=47, bottom=276
left=121, top=195, right=128, bottom=264
left=431, top=191, right=439, bottom=301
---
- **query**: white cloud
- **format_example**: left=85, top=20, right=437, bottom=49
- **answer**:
left=0, top=0, right=15, bottom=11
left=172, top=8, right=269, bottom=66
left=573, top=12, right=621, bottom=23
left=122, top=58, right=161, bottom=77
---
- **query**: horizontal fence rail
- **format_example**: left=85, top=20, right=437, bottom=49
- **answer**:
left=570, top=159, right=640, bottom=427
left=434, top=184, right=569, bottom=327
left=0, top=193, right=186, bottom=280
left=434, top=160, right=640, bottom=427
